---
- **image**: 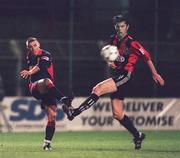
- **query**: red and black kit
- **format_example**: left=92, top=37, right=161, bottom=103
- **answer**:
left=109, top=34, right=151, bottom=100
left=26, top=49, right=56, bottom=106
left=27, top=49, right=54, bottom=83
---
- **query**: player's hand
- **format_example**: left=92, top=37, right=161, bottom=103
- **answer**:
left=20, top=70, right=30, bottom=79
left=108, top=62, right=117, bottom=69
left=152, top=73, right=165, bottom=86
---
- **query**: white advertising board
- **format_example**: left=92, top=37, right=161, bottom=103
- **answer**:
left=0, top=97, right=179, bottom=132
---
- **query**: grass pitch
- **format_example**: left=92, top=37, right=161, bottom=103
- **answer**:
left=0, top=131, right=180, bottom=158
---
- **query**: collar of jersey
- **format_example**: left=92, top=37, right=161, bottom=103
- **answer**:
left=115, top=34, right=128, bottom=42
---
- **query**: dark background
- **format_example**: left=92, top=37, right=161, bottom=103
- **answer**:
left=0, top=0, right=179, bottom=97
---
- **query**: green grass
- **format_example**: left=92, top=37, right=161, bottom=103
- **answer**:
left=0, top=131, right=180, bottom=158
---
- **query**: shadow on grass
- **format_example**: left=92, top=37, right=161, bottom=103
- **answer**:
left=60, top=147, right=180, bottom=153
left=61, top=147, right=133, bottom=152
left=143, top=149, right=180, bottom=153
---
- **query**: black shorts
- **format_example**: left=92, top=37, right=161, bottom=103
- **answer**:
left=110, top=71, right=131, bottom=100
left=29, top=80, right=57, bottom=107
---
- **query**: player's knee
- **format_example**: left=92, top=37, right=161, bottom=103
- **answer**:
left=48, top=112, right=56, bottom=122
left=92, top=84, right=102, bottom=96
left=47, top=108, right=57, bottom=122
left=113, top=111, right=124, bottom=121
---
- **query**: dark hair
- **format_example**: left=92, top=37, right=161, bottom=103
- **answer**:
left=26, top=37, right=38, bottom=47
left=112, top=14, right=129, bottom=25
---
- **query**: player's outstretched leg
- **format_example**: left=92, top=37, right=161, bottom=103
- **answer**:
left=62, top=78, right=117, bottom=120
left=62, top=93, right=99, bottom=120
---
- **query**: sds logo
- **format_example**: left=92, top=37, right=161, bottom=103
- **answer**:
left=9, top=99, right=64, bottom=121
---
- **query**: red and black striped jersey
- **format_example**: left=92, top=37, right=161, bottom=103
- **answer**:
left=26, top=49, right=54, bottom=83
left=110, top=34, right=151, bottom=73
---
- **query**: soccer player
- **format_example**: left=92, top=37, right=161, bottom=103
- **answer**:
left=20, top=37, right=72, bottom=150
left=63, top=14, right=165, bottom=150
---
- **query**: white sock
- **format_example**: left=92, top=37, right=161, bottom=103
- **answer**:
left=43, top=139, right=51, bottom=146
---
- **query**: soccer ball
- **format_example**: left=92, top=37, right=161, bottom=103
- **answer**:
left=100, top=45, right=119, bottom=62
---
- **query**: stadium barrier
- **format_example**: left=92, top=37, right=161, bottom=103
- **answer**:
left=0, top=97, right=180, bottom=132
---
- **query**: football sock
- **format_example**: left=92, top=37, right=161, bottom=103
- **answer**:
left=45, top=121, right=55, bottom=143
left=43, top=139, right=51, bottom=146
left=73, top=93, right=99, bottom=117
left=119, top=115, right=139, bottom=138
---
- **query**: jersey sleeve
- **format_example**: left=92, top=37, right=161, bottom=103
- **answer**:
left=131, top=41, right=151, bottom=61
left=38, top=53, right=52, bottom=70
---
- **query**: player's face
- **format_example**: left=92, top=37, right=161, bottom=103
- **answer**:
left=28, top=40, right=40, bottom=55
left=115, top=21, right=129, bottom=38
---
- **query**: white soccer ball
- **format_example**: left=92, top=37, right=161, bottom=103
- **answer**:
left=100, top=45, right=119, bottom=62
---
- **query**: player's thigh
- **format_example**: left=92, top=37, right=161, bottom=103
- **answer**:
left=111, top=99, right=124, bottom=120
left=36, top=79, right=53, bottom=94
left=30, top=83, right=42, bottom=100
left=92, top=78, right=117, bottom=96
left=37, top=79, right=48, bottom=94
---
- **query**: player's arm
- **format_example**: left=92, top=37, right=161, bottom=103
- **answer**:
left=20, top=52, right=41, bottom=79
left=20, top=53, right=52, bottom=79
left=37, top=54, right=52, bottom=70
left=146, top=60, right=164, bottom=86
left=131, top=41, right=165, bottom=86
left=20, top=65, right=40, bottom=79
